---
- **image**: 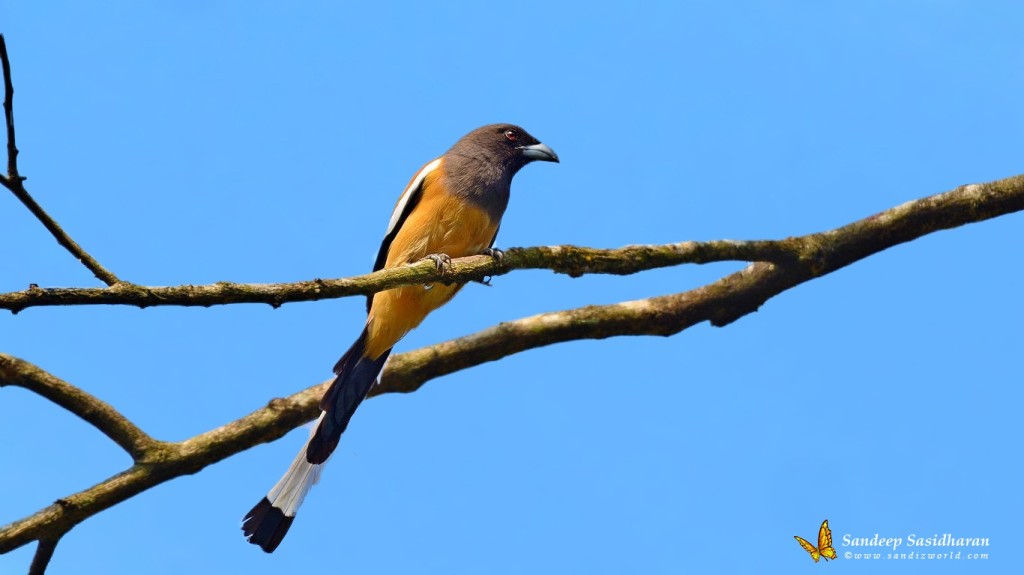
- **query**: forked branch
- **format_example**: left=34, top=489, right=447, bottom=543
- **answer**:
left=2, top=32, right=1023, bottom=575
left=0, top=34, right=122, bottom=286
left=3, top=171, right=1024, bottom=562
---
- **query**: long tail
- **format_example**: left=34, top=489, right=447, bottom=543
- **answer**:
left=242, top=330, right=390, bottom=553
left=240, top=416, right=325, bottom=552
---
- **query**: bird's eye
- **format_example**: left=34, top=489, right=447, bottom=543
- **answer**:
left=504, top=130, right=517, bottom=142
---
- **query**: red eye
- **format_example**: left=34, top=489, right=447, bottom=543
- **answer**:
left=504, top=130, right=517, bottom=141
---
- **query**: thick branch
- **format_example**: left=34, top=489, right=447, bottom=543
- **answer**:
left=3, top=173, right=1023, bottom=316
left=0, top=355, right=157, bottom=460
left=0, top=240, right=790, bottom=313
left=0, top=368, right=327, bottom=554
left=2, top=173, right=1024, bottom=557
left=0, top=35, right=121, bottom=286
left=375, top=177, right=1024, bottom=391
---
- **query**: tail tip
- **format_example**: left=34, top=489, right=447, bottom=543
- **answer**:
left=242, top=497, right=294, bottom=553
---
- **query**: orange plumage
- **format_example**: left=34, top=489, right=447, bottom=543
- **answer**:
left=243, top=124, right=558, bottom=553
left=365, top=158, right=499, bottom=358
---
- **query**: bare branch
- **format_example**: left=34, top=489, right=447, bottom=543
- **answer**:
left=4, top=172, right=1023, bottom=317
left=2, top=173, right=1024, bottom=559
left=1, top=34, right=21, bottom=181
left=375, top=176, right=1024, bottom=393
left=0, top=172, right=124, bottom=286
left=1, top=173, right=124, bottom=286
left=0, top=240, right=791, bottom=313
left=28, top=538, right=59, bottom=575
left=0, top=371, right=326, bottom=554
left=0, top=35, right=122, bottom=287
left=0, top=355, right=157, bottom=460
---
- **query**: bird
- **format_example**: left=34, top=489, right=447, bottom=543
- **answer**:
left=242, top=124, right=558, bottom=552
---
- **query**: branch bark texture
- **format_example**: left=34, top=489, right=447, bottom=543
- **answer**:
left=0, top=240, right=791, bottom=313
left=3, top=173, right=1023, bottom=560
left=3, top=31, right=1022, bottom=575
left=3, top=172, right=1023, bottom=314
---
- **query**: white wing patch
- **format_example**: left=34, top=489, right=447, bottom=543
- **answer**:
left=385, top=158, right=442, bottom=238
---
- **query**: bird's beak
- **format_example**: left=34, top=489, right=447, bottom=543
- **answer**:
left=518, top=142, right=559, bottom=163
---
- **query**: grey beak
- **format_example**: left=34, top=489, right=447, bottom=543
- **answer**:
left=518, top=142, right=559, bottom=163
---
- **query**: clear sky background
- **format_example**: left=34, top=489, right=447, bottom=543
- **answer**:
left=1, top=2, right=1020, bottom=574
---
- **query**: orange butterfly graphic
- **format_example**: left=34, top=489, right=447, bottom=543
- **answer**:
left=794, top=519, right=838, bottom=562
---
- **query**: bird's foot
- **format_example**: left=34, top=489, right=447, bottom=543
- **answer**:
left=422, top=253, right=453, bottom=288
left=476, top=247, right=504, bottom=286
left=425, top=253, right=452, bottom=272
left=481, top=247, right=504, bottom=263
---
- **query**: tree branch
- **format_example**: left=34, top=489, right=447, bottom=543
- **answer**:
left=4, top=173, right=1022, bottom=317
left=0, top=364, right=327, bottom=555
left=0, top=176, right=124, bottom=286
left=372, top=174, right=1024, bottom=393
left=2, top=172, right=1024, bottom=560
left=0, top=34, right=122, bottom=287
left=1, top=34, right=21, bottom=182
left=0, top=355, right=157, bottom=460
left=28, top=539, right=58, bottom=575
left=0, top=240, right=792, bottom=313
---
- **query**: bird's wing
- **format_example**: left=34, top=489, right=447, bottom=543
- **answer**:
left=367, top=157, right=442, bottom=312
left=487, top=224, right=500, bottom=249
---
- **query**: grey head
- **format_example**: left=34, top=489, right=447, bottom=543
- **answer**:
left=442, top=123, right=559, bottom=219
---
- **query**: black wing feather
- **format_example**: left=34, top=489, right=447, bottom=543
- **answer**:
left=366, top=167, right=431, bottom=312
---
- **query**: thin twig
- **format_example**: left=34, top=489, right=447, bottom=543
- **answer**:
left=1, top=34, right=21, bottom=181
left=0, top=355, right=158, bottom=460
left=3, top=172, right=1023, bottom=315
left=0, top=35, right=122, bottom=287
left=0, top=179, right=124, bottom=286
left=0, top=239, right=792, bottom=313
left=2, top=174, right=1023, bottom=558
left=28, top=538, right=59, bottom=575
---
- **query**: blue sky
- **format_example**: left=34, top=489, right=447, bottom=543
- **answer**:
left=1, top=2, right=1020, bottom=573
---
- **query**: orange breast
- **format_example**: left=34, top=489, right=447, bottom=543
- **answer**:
left=365, top=168, right=499, bottom=358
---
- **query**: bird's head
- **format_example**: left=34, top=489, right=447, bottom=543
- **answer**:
left=450, top=123, right=559, bottom=176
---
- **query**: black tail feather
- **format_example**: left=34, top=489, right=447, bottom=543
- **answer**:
left=242, top=497, right=294, bottom=553
left=243, top=330, right=389, bottom=552
left=307, top=330, right=390, bottom=464
left=322, top=330, right=367, bottom=410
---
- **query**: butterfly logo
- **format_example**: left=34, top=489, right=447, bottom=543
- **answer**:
left=794, top=519, right=838, bottom=562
